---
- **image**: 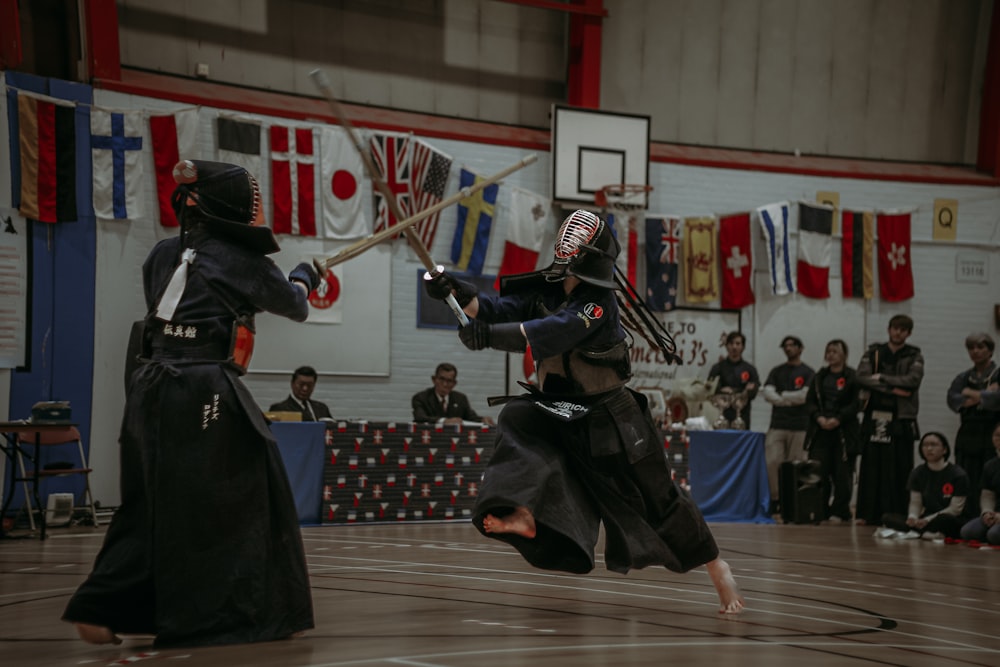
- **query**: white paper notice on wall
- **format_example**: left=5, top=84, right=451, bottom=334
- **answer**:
left=0, top=209, right=28, bottom=368
left=956, top=252, right=988, bottom=284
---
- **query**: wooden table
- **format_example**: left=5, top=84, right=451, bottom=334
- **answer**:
left=0, top=421, right=77, bottom=540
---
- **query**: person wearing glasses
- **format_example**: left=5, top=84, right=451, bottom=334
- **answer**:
left=412, top=362, right=493, bottom=425
left=946, top=332, right=1000, bottom=516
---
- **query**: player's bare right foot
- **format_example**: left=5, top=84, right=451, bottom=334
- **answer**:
left=706, top=558, right=744, bottom=615
left=482, top=506, right=536, bottom=538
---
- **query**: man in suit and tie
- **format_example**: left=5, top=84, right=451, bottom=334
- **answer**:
left=270, top=366, right=333, bottom=421
left=412, top=362, right=493, bottom=425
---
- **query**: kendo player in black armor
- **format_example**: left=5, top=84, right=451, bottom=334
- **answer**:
left=63, top=160, right=319, bottom=647
left=425, top=209, right=743, bottom=614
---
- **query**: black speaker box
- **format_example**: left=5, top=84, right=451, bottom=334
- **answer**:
left=779, top=460, right=824, bottom=524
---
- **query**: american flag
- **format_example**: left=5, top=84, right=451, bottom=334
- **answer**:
left=369, top=132, right=411, bottom=234
left=408, top=139, right=453, bottom=248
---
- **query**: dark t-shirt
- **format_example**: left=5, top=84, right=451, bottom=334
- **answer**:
left=980, top=456, right=1000, bottom=495
left=765, top=362, right=815, bottom=430
left=907, top=463, right=970, bottom=516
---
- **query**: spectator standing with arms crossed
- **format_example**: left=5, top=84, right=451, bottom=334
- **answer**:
left=855, top=314, right=924, bottom=525
left=762, top=335, right=815, bottom=515
left=945, top=333, right=1000, bottom=516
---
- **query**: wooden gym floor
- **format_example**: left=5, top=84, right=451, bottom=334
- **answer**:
left=1, top=520, right=998, bottom=666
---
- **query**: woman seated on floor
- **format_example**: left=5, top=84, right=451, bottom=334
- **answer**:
left=874, top=432, right=970, bottom=541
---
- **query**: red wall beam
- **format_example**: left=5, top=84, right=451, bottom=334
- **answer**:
left=83, top=0, right=121, bottom=81
left=0, top=0, right=22, bottom=70
left=567, top=0, right=604, bottom=108
left=977, top=4, right=1000, bottom=177
left=496, top=0, right=607, bottom=16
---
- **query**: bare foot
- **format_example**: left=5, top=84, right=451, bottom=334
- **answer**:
left=705, top=558, right=744, bottom=615
left=482, top=506, right=536, bottom=538
left=74, top=622, right=122, bottom=645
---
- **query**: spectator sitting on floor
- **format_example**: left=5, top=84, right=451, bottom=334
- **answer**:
left=960, top=422, right=1000, bottom=545
left=875, top=432, right=970, bottom=541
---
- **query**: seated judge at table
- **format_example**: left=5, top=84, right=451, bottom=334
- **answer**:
left=412, top=362, right=494, bottom=425
left=270, top=366, right=332, bottom=421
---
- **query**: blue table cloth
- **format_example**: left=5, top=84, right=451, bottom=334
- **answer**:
left=270, top=421, right=326, bottom=525
left=688, top=430, right=772, bottom=523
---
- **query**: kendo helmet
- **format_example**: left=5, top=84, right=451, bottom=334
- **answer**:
left=170, top=159, right=279, bottom=254
left=542, top=209, right=621, bottom=289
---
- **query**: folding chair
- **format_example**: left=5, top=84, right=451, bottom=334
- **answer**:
left=16, top=426, right=99, bottom=533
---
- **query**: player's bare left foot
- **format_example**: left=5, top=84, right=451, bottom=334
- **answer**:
left=482, top=506, right=536, bottom=538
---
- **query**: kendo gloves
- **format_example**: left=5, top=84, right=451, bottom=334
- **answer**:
left=289, top=262, right=321, bottom=292
left=423, top=270, right=478, bottom=307
left=459, top=320, right=527, bottom=353
left=424, top=269, right=525, bottom=352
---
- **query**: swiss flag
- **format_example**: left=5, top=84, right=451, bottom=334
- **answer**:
left=876, top=212, right=914, bottom=302
left=718, top=212, right=754, bottom=309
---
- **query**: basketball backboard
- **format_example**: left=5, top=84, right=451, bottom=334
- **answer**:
left=551, top=105, right=650, bottom=207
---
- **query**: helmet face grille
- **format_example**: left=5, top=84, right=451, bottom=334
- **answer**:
left=248, top=173, right=262, bottom=224
left=554, top=210, right=602, bottom=262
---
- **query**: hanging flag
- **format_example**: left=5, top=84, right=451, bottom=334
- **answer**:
left=877, top=211, right=914, bottom=302
left=816, top=191, right=840, bottom=235
left=451, top=167, right=497, bottom=275
left=369, top=132, right=411, bottom=234
left=644, top=216, right=681, bottom=312
left=150, top=108, right=199, bottom=227
left=683, top=216, right=718, bottom=304
left=91, top=107, right=144, bottom=220
left=841, top=209, right=874, bottom=299
left=932, top=198, right=958, bottom=241
left=409, top=139, right=453, bottom=249
left=796, top=202, right=833, bottom=299
left=15, top=92, right=77, bottom=223
left=319, top=125, right=368, bottom=239
left=719, top=212, right=754, bottom=309
left=757, top=201, right=794, bottom=296
left=495, top=187, right=550, bottom=289
left=270, top=124, right=317, bottom=237
left=216, top=114, right=263, bottom=181
left=607, top=212, right=639, bottom=285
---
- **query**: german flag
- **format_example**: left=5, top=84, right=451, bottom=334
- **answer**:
left=17, top=92, right=77, bottom=223
left=840, top=210, right=873, bottom=299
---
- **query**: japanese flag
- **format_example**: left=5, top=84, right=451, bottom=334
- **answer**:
left=320, top=125, right=368, bottom=239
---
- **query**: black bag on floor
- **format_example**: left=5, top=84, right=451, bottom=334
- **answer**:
left=779, top=460, right=824, bottom=524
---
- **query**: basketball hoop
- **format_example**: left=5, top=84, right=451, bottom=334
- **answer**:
left=595, top=184, right=653, bottom=212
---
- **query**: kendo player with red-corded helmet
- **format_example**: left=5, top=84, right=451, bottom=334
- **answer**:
left=63, top=160, right=319, bottom=646
left=425, top=209, right=744, bottom=614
